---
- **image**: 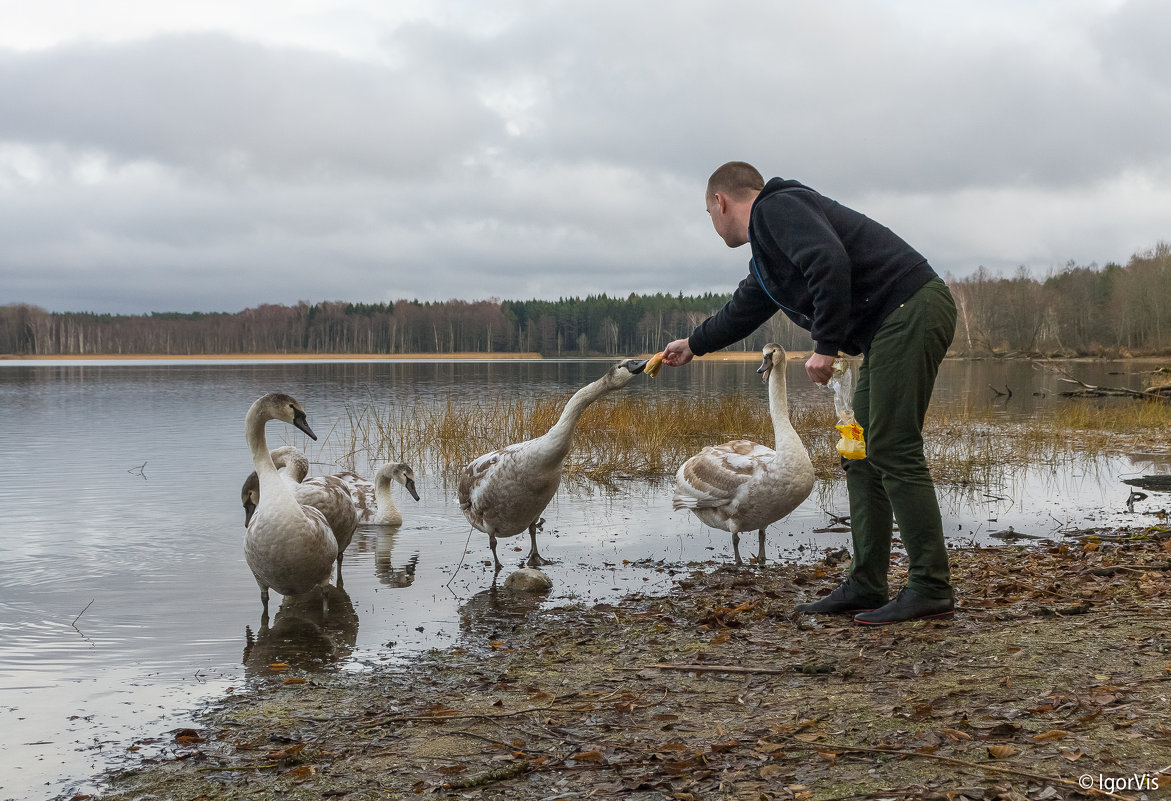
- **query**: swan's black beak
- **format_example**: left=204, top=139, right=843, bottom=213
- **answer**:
left=405, top=478, right=420, bottom=501
left=756, top=354, right=772, bottom=384
left=243, top=498, right=256, bottom=528
left=628, top=359, right=649, bottom=375
left=293, top=410, right=318, bottom=440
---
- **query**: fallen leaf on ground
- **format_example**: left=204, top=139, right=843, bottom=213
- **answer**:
left=571, top=750, right=604, bottom=762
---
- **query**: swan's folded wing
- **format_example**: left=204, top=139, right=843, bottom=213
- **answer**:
left=673, top=441, right=770, bottom=511
left=332, top=470, right=375, bottom=517
left=297, top=476, right=358, bottom=543
left=458, top=442, right=532, bottom=509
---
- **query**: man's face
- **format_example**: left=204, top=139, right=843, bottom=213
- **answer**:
left=706, top=191, right=745, bottom=248
left=705, top=192, right=725, bottom=240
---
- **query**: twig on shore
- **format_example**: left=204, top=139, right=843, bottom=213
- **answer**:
left=778, top=735, right=1139, bottom=800
left=442, top=761, right=533, bottom=790
left=626, top=663, right=793, bottom=675
left=358, top=701, right=558, bottom=730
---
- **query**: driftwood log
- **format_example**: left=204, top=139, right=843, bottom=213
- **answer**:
left=1034, top=362, right=1171, bottom=401
left=1056, top=376, right=1171, bottom=400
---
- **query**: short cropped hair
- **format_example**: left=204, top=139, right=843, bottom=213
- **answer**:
left=707, top=161, right=764, bottom=200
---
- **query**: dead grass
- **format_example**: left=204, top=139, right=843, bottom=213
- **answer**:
left=318, top=393, right=1171, bottom=492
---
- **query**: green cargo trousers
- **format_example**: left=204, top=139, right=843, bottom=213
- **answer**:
left=843, top=276, right=957, bottom=601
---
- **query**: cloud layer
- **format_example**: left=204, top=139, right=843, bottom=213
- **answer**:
left=2, top=0, right=1169, bottom=313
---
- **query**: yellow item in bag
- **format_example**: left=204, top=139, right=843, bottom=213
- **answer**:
left=828, top=358, right=866, bottom=460
left=835, top=420, right=866, bottom=459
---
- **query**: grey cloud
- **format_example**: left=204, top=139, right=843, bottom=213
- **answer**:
left=393, top=1, right=1171, bottom=194
left=0, top=32, right=503, bottom=178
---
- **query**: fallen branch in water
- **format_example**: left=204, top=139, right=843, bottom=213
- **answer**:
left=72, top=598, right=95, bottom=627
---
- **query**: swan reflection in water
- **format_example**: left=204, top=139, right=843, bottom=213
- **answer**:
left=372, top=529, right=420, bottom=588
left=242, top=584, right=359, bottom=676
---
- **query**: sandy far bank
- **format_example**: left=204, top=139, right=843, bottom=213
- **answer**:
left=0, top=350, right=806, bottom=362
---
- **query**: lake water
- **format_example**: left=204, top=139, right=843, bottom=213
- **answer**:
left=0, top=357, right=1165, bottom=800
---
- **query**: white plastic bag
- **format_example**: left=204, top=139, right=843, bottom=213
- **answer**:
left=827, top=358, right=866, bottom=460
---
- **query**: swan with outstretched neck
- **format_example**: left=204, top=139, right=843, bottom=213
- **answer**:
left=242, top=393, right=337, bottom=615
left=673, top=343, right=814, bottom=566
left=458, top=358, right=648, bottom=570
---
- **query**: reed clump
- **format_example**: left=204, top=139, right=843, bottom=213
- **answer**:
left=318, top=392, right=1166, bottom=490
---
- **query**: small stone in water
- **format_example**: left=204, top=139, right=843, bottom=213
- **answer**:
left=503, top=568, right=553, bottom=593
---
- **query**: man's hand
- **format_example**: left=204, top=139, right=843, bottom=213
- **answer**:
left=805, top=352, right=836, bottom=385
left=662, top=338, right=694, bottom=367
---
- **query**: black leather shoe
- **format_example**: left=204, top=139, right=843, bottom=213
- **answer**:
left=795, top=581, right=886, bottom=615
left=853, top=587, right=954, bottom=625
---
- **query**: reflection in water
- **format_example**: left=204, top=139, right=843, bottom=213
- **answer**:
left=373, top=529, right=420, bottom=588
left=1126, top=452, right=1171, bottom=471
left=242, top=584, right=359, bottom=676
left=458, top=581, right=549, bottom=642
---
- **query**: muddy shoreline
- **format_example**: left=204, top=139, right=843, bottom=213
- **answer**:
left=85, top=528, right=1171, bottom=801
left=5, top=352, right=1170, bottom=363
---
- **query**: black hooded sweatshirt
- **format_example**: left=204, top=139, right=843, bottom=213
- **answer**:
left=688, top=178, right=937, bottom=357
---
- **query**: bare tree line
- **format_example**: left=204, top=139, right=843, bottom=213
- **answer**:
left=3, top=242, right=1169, bottom=357
left=950, top=242, right=1171, bottom=356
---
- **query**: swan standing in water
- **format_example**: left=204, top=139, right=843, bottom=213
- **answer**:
left=459, top=358, right=648, bottom=571
left=240, top=446, right=358, bottom=581
left=673, top=344, right=814, bottom=566
left=334, top=463, right=420, bottom=527
left=242, top=393, right=337, bottom=615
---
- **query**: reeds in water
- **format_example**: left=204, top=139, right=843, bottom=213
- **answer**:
left=312, top=392, right=1170, bottom=490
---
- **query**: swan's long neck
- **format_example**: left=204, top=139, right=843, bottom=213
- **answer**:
left=272, top=448, right=309, bottom=483
left=245, top=408, right=301, bottom=517
left=374, top=474, right=402, bottom=526
left=543, top=377, right=613, bottom=460
left=767, top=362, right=802, bottom=451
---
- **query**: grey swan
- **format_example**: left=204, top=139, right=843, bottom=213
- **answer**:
left=242, top=393, right=337, bottom=614
left=458, top=358, right=648, bottom=571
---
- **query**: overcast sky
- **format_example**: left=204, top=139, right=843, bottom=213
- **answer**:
left=2, top=0, right=1168, bottom=314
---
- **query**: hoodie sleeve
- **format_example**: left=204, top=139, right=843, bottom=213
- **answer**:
left=754, top=192, right=851, bottom=356
left=687, top=269, right=778, bottom=357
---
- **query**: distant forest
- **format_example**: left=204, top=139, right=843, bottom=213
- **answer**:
left=4, top=243, right=1170, bottom=357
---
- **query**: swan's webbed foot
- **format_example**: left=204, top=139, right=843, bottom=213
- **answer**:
left=526, top=550, right=553, bottom=567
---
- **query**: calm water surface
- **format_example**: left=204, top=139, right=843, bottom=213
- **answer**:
left=0, top=357, right=1164, bottom=800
